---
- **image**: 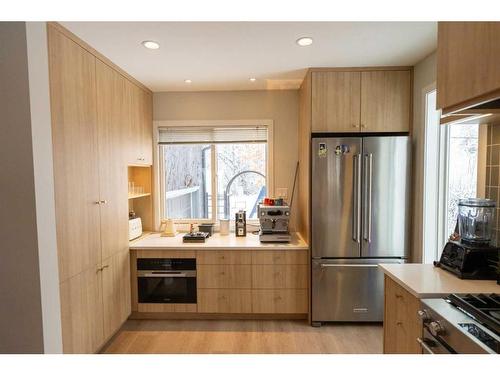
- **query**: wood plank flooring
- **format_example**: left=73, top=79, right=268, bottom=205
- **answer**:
left=102, top=320, right=382, bottom=354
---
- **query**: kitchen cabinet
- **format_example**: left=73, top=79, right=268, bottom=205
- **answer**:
left=96, top=60, right=129, bottom=260
left=59, top=266, right=104, bottom=354
left=48, top=25, right=101, bottom=282
left=437, top=22, right=500, bottom=114
left=126, top=81, right=152, bottom=165
left=130, top=248, right=309, bottom=316
left=198, top=289, right=252, bottom=313
left=252, top=289, right=308, bottom=314
left=360, top=70, right=411, bottom=132
left=197, top=265, right=252, bottom=289
left=310, top=69, right=411, bottom=133
left=102, top=250, right=131, bottom=339
left=383, top=275, right=422, bottom=354
left=48, top=23, right=152, bottom=353
left=312, top=71, right=361, bottom=132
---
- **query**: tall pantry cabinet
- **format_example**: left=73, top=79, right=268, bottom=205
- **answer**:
left=47, top=23, right=152, bottom=353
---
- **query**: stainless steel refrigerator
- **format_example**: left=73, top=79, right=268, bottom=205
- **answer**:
left=311, top=135, right=411, bottom=325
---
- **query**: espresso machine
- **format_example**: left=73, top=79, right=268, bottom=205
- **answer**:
left=435, top=198, right=499, bottom=280
left=258, top=203, right=291, bottom=242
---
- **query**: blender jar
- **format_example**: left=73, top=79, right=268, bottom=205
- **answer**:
left=457, top=198, right=496, bottom=245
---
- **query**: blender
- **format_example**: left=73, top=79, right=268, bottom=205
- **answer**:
left=435, top=198, right=499, bottom=280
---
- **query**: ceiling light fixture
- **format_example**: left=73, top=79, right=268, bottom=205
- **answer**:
left=141, top=40, right=160, bottom=50
left=184, top=79, right=192, bottom=84
left=296, top=37, right=313, bottom=47
left=249, top=78, right=256, bottom=82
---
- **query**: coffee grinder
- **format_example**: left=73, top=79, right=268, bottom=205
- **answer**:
left=435, top=198, right=499, bottom=280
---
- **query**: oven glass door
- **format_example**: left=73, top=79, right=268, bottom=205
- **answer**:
left=418, top=329, right=454, bottom=354
left=138, top=272, right=197, bottom=304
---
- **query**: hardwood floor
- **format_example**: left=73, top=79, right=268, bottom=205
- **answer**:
left=102, top=320, right=382, bottom=354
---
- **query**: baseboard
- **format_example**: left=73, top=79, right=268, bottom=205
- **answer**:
left=129, top=312, right=308, bottom=320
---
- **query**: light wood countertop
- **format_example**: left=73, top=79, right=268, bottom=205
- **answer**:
left=379, top=263, right=500, bottom=298
left=130, top=232, right=308, bottom=251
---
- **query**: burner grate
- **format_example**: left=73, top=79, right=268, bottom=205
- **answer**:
left=447, top=293, right=500, bottom=336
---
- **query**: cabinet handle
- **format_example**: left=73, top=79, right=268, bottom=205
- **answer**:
left=102, top=265, right=109, bottom=270
left=396, top=321, right=403, bottom=326
left=395, top=294, right=403, bottom=299
left=352, top=124, right=358, bottom=128
left=220, top=272, right=225, bottom=276
left=94, top=201, right=101, bottom=205
left=361, top=124, right=366, bottom=128
left=100, top=200, right=107, bottom=204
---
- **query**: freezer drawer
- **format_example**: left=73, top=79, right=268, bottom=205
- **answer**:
left=311, top=259, right=403, bottom=323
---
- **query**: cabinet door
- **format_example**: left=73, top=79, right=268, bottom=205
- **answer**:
left=96, top=60, right=129, bottom=260
left=252, top=289, right=308, bottom=314
left=197, top=265, right=252, bottom=289
left=102, top=251, right=131, bottom=339
left=252, top=265, right=308, bottom=289
left=198, top=289, right=252, bottom=313
left=48, top=26, right=101, bottom=281
left=437, top=22, right=500, bottom=112
left=311, top=71, right=361, bottom=132
left=360, top=71, right=411, bottom=132
left=59, top=266, right=104, bottom=353
left=140, top=89, right=153, bottom=165
left=124, top=80, right=143, bottom=165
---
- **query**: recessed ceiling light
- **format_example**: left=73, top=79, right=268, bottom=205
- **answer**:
left=296, top=37, right=313, bottom=47
left=141, top=40, right=160, bottom=50
left=249, top=78, right=256, bottom=82
left=184, top=79, right=192, bottom=84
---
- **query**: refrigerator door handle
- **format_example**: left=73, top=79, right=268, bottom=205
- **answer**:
left=352, top=154, right=361, bottom=243
left=363, top=153, right=373, bottom=242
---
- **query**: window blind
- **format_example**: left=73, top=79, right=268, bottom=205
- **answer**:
left=158, top=126, right=268, bottom=144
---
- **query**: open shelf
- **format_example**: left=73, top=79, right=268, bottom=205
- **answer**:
left=128, top=192, right=151, bottom=200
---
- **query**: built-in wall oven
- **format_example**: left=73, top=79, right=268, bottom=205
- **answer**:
left=137, top=258, right=197, bottom=304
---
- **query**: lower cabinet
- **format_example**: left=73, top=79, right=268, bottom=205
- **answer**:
left=252, top=289, right=308, bottom=314
left=102, top=251, right=131, bottom=339
left=383, top=275, right=422, bottom=354
left=198, top=289, right=252, bottom=313
left=59, top=265, right=104, bottom=354
left=59, top=250, right=131, bottom=353
left=133, top=249, right=309, bottom=316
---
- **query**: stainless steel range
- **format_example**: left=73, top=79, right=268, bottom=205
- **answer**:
left=419, top=294, right=500, bottom=354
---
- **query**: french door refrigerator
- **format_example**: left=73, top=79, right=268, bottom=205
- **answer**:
left=311, top=134, right=411, bottom=325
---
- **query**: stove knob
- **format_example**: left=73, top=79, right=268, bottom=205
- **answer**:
left=429, top=321, right=445, bottom=336
left=417, top=309, right=431, bottom=322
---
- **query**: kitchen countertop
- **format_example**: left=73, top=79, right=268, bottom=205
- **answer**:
left=379, top=263, right=500, bottom=298
left=129, top=232, right=308, bottom=250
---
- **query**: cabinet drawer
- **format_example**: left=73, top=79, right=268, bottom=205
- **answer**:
left=197, top=250, right=252, bottom=265
left=252, top=250, right=308, bottom=265
left=198, top=289, right=252, bottom=313
left=252, top=265, right=308, bottom=289
left=252, top=289, right=308, bottom=313
left=197, top=265, right=251, bottom=289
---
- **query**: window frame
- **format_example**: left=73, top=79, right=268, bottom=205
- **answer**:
left=153, top=120, right=274, bottom=228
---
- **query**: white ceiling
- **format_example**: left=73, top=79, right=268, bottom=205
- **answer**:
left=62, top=22, right=437, bottom=92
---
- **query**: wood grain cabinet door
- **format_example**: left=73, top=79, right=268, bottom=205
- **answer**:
left=252, top=265, right=308, bottom=289
left=197, top=265, right=252, bottom=289
left=360, top=70, right=411, bottom=133
left=252, top=289, right=308, bottom=314
left=101, top=251, right=131, bottom=340
left=96, top=60, right=129, bottom=261
left=48, top=25, right=101, bottom=281
left=140, top=89, right=153, bottom=165
left=198, top=289, right=252, bottom=313
left=311, top=71, right=361, bottom=132
left=59, top=266, right=104, bottom=353
left=437, top=22, right=500, bottom=112
left=124, top=80, right=143, bottom=165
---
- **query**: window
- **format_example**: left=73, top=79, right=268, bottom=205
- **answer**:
left=422, top=88, right=480, bottom=263
left=158, top=125, right=269, bottom=222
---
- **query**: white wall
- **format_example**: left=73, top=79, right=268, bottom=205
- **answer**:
left=26, top=22, right=63, bottom=353
left=411, top=51, right=437, bottom=263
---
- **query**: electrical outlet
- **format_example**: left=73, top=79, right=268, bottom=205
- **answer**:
left=276, top=188, right=288, bottom=199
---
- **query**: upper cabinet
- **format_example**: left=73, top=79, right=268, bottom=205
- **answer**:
left=126, top=81, right=153, bottom=165
left=312, top=71, right=361, bottom=132
left=360, top=70, right=411, bottom=132
left=311, top=69, right=412, bottom=133
left=437, top=22, right=500, bottom=114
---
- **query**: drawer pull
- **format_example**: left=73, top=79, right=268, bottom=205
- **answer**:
left=220, top=272, right=225, bottom=276
left=396, top=321, right=403, bottom=326
left=395, top=294, right=403, bottom=299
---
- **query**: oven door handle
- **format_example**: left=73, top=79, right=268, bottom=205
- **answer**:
left=416, top=338, right=435, bottom=354
left=139, top=272, right=188, bottom=278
